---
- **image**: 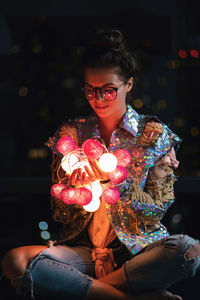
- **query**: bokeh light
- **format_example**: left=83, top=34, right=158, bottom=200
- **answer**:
left=190, top=49, right=199, bottom=59
left=190, top=126, right=199, bottom=136
left=173, top=117, right=185, bottom=128
left=40, top=231, right=51, bottom=240
left=19, top=87, right=28, bottom=96
left=178, top=49, right=187, bottom=58
left=32, top=45, right=42, bottom=54
left=28, top=148, right=48, bottom=159
left=157, top=77, right=167, bottom=86
left=133, top=98, right=144, bottom=109
left=39, top=106, right=49, bottom=118
left=11, top=44, right=21, bottom=54
left=157, top=99, right=167, bottom=110
left=39, top=221, right=48, bottom=231
left=171, top=213, right=182, bottom=224
left=166, top=59, right=181, bottom=69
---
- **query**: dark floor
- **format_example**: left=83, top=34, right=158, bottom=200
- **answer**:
left=0, top=176, right=199, bottom=299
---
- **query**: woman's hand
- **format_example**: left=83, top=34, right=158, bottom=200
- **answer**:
left=68, top=159, right=109, bottom=186
left=150, top=147, right=179, bottom=180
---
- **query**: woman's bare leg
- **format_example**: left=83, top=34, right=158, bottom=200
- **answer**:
left=96, top=268, right=182, bottom=300
left=86, top=278, right=182, bottom=300
left=1, top=246, right=182, bottom=300
left=1, top=245, right=48, bottom=279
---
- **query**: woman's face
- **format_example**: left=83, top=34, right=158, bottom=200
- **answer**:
left=84, top=67, right=133, bottom=119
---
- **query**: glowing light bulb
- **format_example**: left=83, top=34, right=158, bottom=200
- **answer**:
left=51, top=183, right=66, bottom=199
left=61, top=153, right=79, bottom=174
left=57, top=136, right=77, bottom=155
left=91, top=180, right=102, bottom=197
left=83, top=196, right=100, bottom=212
left=75, top=187, right=93, bottom=206
left=98, top=153, right=118, bottom=172
left=70, top=159, right=91, bottom=173
left=82, top=139, right=104, bottom=160
left=114, top=149, right=131, bottom=167
left=61, top=187, right=77, bottom=204
left=102, top=187, right=120, bottom=204
left=109, top=166, right=127, bottom=185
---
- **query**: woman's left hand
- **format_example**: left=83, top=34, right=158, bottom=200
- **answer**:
left=68, top=159, right=109, bottom=187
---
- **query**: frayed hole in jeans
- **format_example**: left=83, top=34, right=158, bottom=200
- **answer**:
left=163, top=241, right=179, bottom=249
left=184, top=242, right=200, bottom=261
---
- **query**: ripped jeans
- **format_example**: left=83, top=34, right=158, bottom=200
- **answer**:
left=12, top=234, right=200, bottom=300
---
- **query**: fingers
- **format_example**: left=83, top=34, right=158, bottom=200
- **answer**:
left=69, top=169, right=78, bottom=185
left=69, top=159, right=110, bottom=187
left=84, top=165, right=96, bottom=180
left=93, top=159, right=109, bottom=181
left=69, top=167, right=95, bottom=186
left=89, top=159, right=103, bottom=178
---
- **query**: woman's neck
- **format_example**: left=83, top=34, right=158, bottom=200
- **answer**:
left=98, top=113, right=125, bottom=147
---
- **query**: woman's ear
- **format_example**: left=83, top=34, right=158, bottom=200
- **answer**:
left=127, top=77, right=134, bottom=92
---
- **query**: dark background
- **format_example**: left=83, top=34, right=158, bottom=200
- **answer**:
left=0, top=0, right=199, bottom=299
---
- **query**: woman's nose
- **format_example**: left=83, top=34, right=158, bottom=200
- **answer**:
left=95, top=89, right=104, bottom=101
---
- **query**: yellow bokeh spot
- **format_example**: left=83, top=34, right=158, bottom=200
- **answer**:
left=28, top=148, right=48, bottom=159
left=133, top=98, right=144, bottom=109
left=166, top=59, right=181, bottom=70
left=157, top=99, right=167, bottom=110
left=174, top=118, right=185, bottom=128
left=11, top=44, right=21, bottom=54
left=190, top=126, right=199, bottom=136
left=40, top=106, right=49, bottom=118
left=157, top=77, right=167, bottom=86
left=61, top=78, right=75, bottom=89
left=32, top=45, right=42, bottom=54
left=19, top=87, right=28, bottom=96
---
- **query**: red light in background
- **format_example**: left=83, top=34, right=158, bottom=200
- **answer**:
left=178, top=50, right=187, bottom=58
left=190, top=49, right=199, bottom=58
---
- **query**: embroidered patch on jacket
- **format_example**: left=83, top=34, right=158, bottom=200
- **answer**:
left=138, top=121, right=163, bottom=147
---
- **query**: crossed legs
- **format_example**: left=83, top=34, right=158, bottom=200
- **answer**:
left=1, top=234, right=200, bottom=300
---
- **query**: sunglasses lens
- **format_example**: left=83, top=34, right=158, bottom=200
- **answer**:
left=84, top=88, right=95, bottom=100
left=82, top=87, right=117, bottom=101
left=103, top=88, right=117, bottom=100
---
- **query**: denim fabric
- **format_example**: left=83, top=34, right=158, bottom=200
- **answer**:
left=14, top=245, right=94, bottom=300
left=13, top=234, right=200, bottom=299
left=123, top=234, right=200, bottom=293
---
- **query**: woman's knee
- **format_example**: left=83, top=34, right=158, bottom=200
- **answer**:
left=164, top=234, right=200, bottom=257
left=1, top=245, right=48, bottom=279
left=164, top=234, right=200, bottom=277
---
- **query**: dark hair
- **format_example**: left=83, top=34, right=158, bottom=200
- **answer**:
left=81, top=28, right=140, bottom=84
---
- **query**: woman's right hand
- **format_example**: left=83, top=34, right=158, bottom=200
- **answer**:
left=68, top=159, right=109, bottom=186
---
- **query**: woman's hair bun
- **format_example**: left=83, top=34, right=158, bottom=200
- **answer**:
left=90, top=29, right=125, bottom=52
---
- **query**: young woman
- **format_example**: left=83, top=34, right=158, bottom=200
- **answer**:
left=1, top=29, right=200, bottom=300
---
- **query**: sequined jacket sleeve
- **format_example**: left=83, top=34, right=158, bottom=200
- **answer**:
left=45, top=120, right=92, bottom=238
left=122, top=121, right=181, bottom=231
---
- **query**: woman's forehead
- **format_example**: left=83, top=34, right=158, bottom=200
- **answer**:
left=84, top=67, right=123, bottom=85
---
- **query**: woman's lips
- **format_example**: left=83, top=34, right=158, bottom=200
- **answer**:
left=95, top=105, right=109, bottom=109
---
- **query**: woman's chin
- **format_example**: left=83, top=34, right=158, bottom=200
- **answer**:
left=94, top=107, right=110, bottom=118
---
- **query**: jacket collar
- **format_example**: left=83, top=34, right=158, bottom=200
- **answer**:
left=88, top=105, right=139, bottom=138
left=119, top=105, right=139, bottom=137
